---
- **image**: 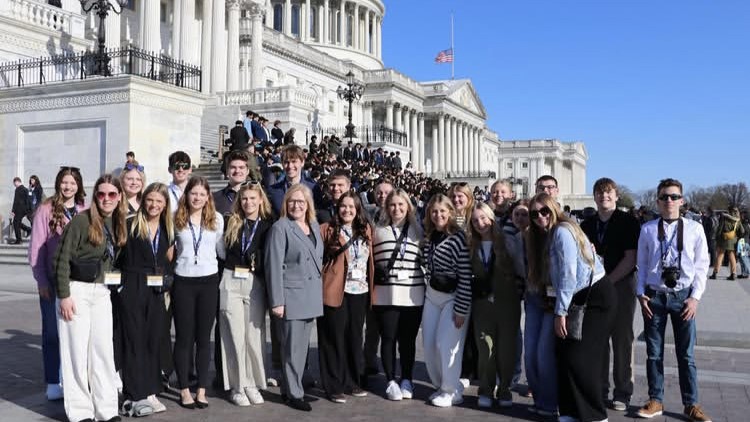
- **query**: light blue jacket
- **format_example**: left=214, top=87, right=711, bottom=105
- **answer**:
left=549, top=223, right=605, bottom=316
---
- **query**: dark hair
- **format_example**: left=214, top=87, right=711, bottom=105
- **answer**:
left=281, top=145, right=305, bottom=163
left=535, top=175, right=558, bottom=187
left=657, top=178, right=683, bottom=195
left=327, top=192, right=370, bottom=248
left=168, top=150, right=191, bottom=168
left=225, top=150, right=249, bottom=166
left=47, top=167, right=85, bottom=232
left=13, top=177, right=21, bottom=183
left=246, top=110, right=253, bottom=117
left=126, top=151, right=135, bottom=158
left=593, top=177, right=618, bottom=195
left=29, top=175, right=41, bottom=188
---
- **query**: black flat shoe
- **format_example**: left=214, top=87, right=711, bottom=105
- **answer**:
left=287, top=397, right=311, bottom=411
left=179, top=398, right=195, bottom=409
left=195, top=400, right=209, bottom=409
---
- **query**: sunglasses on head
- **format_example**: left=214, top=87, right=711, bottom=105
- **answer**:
left=96, top=191, right=119, bottom=200
left=60, top=166, right=81, bottom=173
left=124, top=163, right=144, bottom=172
left=530, top=206, right=552, bottom=220
left=171, top=162, right=190, bottom=171
left=658, top=193, right=683, bottom=202
left=240, top=180, right=261, bottom=187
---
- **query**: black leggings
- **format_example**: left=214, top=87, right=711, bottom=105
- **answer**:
left=373, top=305, right=422, bottom=382
left=172, top=274, right=219, bottom=389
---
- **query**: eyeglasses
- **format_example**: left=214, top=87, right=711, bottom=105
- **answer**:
left=658, top=193, right=683, bottom=202
left=124, top=163, right=144, bottom=172
left=171, top=162, right=190, bottom=171
left=287, top=199, right=307, bottom=207
left=537, top=184, right=557, bottom=192
left=240, top=180, right=261, bottom=187
left=96, top=191, right=119, bottom=200
left=60, top=166, right=81, bottom=173
left=529, top=206, right=552, bottom=220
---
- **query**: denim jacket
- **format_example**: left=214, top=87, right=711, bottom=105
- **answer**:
left=549, top=223, right=605, bottom=316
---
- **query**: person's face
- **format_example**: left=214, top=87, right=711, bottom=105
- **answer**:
left=594, top=187, right=619, bottom=212
left=329, top=178, right=350, bottom=201
left=286, top=191, right=308, bottom=220
left=657, top=186, right=684, bottom=218
left=261, top=120, right=268, bottom=128
left=95, top=183, right=121, bottom=216
left=227, top=159, right=249, bottom=185
left=512, top=205, right=530, bottom=230
left=338, top=197, right=357, bottom=225
left=59, top=175, right=79, bottom=201
left=29, top=179, right=35, bottom=187
left=283, top=157, right=303, bottom=180
left=13, top=180, right=20, bottom=188
left=430, top=203, right=452, bottom=231
left=536, top=180, right=559, bottom=198
left=530, top=202, right=552, bottom=231
left=375, top=184, right=394, bottom=207
left=122, top=169, right=143, bottom=197
left=451, top=191, right=469, bottom=212
left=143, top=191, right=166, bottom=219
left=241, top=189, right=262, bottom=218
left=187, top=185, right=209, bottom=212
left=471, top=208, right=494, bottom=236
left=491, top=185, right=512, bottom=207
left=388, top=195, right=409, bottom=224
left=171, top=161, right=192, bottom=183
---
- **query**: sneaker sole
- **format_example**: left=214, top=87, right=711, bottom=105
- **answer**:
left=636, top=410, right=663, bottom=418
left=498, top=400, right=513, bottom=408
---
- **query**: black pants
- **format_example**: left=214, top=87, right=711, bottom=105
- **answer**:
left=373, top=305, right=422, bottom=382
left=12, top=214, right=31, bottom=241
left=172, top=274, right=219, bottom=389
left=318, top=293, right=368, bottom=396
left=159, top=297, right=174, bottom=381
left=363, top=306, right=380, bottom=371
left=118, top=278, right=166, bottom=401
left=461, top=315, right=478, bottom=379
left=557, top=279, right=617, bottom=422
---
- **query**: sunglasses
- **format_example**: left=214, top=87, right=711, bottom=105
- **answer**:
left=171, top=162, right=191, bottom=171
left=124, top=163, right=144, bottom=172
left=240, top=180, right=261, bottom=188
left=530, top=206, right=552, bottom=220
left=96, top=191, right=119, bottom=200
left=658, top=193, right=683, bottom=202
left=60, top=166, right=81, bottom=173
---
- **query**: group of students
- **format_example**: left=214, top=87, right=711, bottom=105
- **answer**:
left=28, top=144, right=713, bottom=422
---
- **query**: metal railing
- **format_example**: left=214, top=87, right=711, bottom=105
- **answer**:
left=306, top=125, right=409, bottom=147
left=0, top=47, right=202, bottom=91
left=430, top=171, right=497, bottom=179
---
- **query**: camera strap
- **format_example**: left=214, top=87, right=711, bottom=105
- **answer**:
left=658, top=218, right=683, bottom=269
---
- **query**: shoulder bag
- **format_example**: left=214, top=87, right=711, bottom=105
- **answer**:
left=374, top=223, right=409, bottom=285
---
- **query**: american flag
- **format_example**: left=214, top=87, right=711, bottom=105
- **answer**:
left=434, top=48, right=454, bottom=63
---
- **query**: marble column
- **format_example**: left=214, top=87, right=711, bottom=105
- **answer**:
left=394, top=104, right=402, bottom=132
left=339, top=0, right=346, bottom=46
left=458, top=122, right=466, bottom=174
left=265, top=1, right=272, bottom=28
left=324, top=0, right=330, bottom=43
left=376, top=15, right=382, bottom=58
left=417, top=113, right=425, bottom=172
left=283, top=0, right=291, bottom=35
left=249, top=2, right=264, bottom=89
left=364, top=9, right=370, bottom=53
left=385, top=101, right=394, bottom=131
left=211, top=0, right=226, bottom=92
left=142, top=0, right=161, bottom=54
left=104, top=10, right=120, bottom=72
left=366, top=102, right=374, bottom=127
left=353, top=3, right=359, bottom=50
left=437, top=113, right=445, bottom=172
left=430, top=120, right=438, bottom=174
left=305, top=0, right=312, bottom=40
left=409, top=110, right=417, bottom=168
left=450, top=118, right=457, bottom=172
left=226, top=0, right=240, bottom=91
left=180, top=0, right=197, bottom=63
left=317, top=2, right=324, bottom=41
left=402, top=107, right=411, bottom=152
left=462, top=124, right=469, bottom=173
left=171, top=0, right=181, bottom=58
left=200, top=0, right=213, bottom=92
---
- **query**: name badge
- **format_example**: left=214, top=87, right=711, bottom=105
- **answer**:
left=147, top=275, right=163, bottom=287
left=234, top=266, right=250, bottom=279
left=546, top=286, right=556, bottom=298
left=351, top=268, right=365, bottom=280
left=397, top=270, right=410, bottom=281
left=487, top=294, right=495, bottom=303
left=104, top=272, right=121, bottom=286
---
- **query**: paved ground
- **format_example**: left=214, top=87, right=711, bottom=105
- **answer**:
left=1, top=264, right=749, bottom=421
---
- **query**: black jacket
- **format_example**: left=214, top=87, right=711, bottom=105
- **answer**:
left=229, top=126, right=250, bottom=150
left=271, top=127, right=284, bottom=141
left=12, top=185, right=30, bottom=214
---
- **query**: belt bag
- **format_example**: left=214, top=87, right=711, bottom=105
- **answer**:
left=69, top=258, right=101, bottom=283
left=430, top=273, right=458, bottom=294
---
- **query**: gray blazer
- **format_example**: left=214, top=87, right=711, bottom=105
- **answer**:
left=265, top=217, right=324, bottom=320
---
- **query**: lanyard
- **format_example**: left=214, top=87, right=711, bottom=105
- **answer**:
left=391, top=225, right=408, bottom=261
left=342, top=227, right=360, bottom=260
left=597, top=219, right=609, bottom=245
left=103, top=223, right=114, bottom=261
left=147, top=224, right=161, bottom=264
left=428, top=233, right=446, bottom=274
left=241, top=219, right=260, bottom=255
left=225, top=188, right=236, bottom=204
left=170, top=185, right=180, bottom=204
left=659, top=221, right=679, bottom=266
left=63, top=206, right=77, bottom=221
left=479, top=245, right=493, bottom=273
left=188, top=218, right=203, bottom=265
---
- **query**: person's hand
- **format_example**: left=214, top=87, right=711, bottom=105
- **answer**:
left=271, top=305, right=285, bottom=318
left=639, top=295, right=653, bottom=320
left=453, top=313, right=465, bottom=329
left=59, top=297, right=76, bottom=322
left=681, top=297, right=699, bottom=320
left=554, top=315, right=567, bottom=338
left=10, top=212, right=14, bottom=218
left=38, top=286, right=51, bottom=301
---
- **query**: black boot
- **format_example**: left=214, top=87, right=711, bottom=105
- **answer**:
left=728, top=273, right=736, bottom=281
left=709, top=272, right=717, bottom=280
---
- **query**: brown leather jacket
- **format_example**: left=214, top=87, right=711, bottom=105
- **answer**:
left=320, top=223, right=375, bottom=307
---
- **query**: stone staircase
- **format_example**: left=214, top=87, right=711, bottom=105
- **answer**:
left=192, top=162, right=227, bottom=192
left=0, top=240, right=29, bottom=266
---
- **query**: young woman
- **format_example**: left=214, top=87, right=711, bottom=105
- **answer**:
left=488, top=179, right=514, bottom=220
left=467, top=202, right=520, bottom=408
left=28, top=174, right=44, bottom=215
left=447, top=183, right=475, bottom=230
left=526, top=193, right=615, bottom=422
left=54, top=174, right=127, bottom=422
left=220, top=182, right=273, bottom=406
left=711, top=206, right=745, bottom=280
left=265, top=184, right=324, bottom=412
left=172, top=176, right=225, bottom=409
left=318, top=192, right=374, bottom=403
left=120, top=163, right=145, bottom=216
left=29, top=166, right=85, bottom=401
left=116, top=183, right=175, bottom=417
left=371, top=189, right=425, bottom=401
left=420, top=194, right=472, bottom=408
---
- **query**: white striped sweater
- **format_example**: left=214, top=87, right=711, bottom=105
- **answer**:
left=372, top=223, right=426, bottom=307
left=422, top=230, right=473, bottom=316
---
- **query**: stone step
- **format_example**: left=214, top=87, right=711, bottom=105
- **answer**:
left=0, top=257, right=28, bottom=266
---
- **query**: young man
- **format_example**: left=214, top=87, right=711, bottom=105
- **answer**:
left=316, top=171, right=351, bottom=224
left=535, top=175, right=559, bottom=200
left=213, top=150, right=249, bottom=216
left=266, top=145, right=322, bottom=216
left=581, top=178, right=640, bottom=411
left=635, top=178, right=711, bottom=422
left=167, top=151, right=192, bottom=213
left=11, top=177, right=31, bottom=243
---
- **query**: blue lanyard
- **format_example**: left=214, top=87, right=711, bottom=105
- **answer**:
left=103, top=224, right=114, bottom=261
left=225, top=188, right=236, bottom=204
left=188, top=218, right=203, bottom=265
left=391, top=225, right=408, bottom=260
left=660, top=223, right=678, bottom=264
left=147, top=224, right=161, bottom=263
left=479, top=245, right=493, bottom=273
left=170, top=186, right=180, bottom=204
left=63, top=206, right=77, bottom=221
left=241, top=219, right=260, bottom=255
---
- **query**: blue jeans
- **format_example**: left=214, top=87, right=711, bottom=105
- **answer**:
left=739, top=254, right=750, bottom=276
left=40, top=295, right=60, bottom=384
left=524, top=294, right=557, bottom=412
left=643, top=287, right=698, bottom=405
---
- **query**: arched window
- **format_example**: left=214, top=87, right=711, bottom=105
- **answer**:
left=291, top=5, right=300, bottom=37
left=273, top=4, right=283, bottom=31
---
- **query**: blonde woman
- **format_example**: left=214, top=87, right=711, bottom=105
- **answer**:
left=120, top=162, right=146, bottom=216
left=447, top=183, right=474, bottom=230
left=220, top=182, right=273, bottom=406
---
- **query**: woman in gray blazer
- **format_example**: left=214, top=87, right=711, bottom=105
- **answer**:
left=265, top=183, right=324, bottom=412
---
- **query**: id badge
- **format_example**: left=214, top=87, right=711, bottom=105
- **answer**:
left=147, top=275, right=163, bottom=287
left=397, top=270, right=410, bottom=280
left=104, top=272, right=121, bottom=286
left=487, top=294, right=495, bottom=303
left=234, top=266, right=250, bottom=279
left=351, top=268, right=365, bottom=280
left=546, top=286, right=556, bottom=297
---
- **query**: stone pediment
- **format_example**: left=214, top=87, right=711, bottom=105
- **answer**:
left=447, top=81, right=486, bottom=118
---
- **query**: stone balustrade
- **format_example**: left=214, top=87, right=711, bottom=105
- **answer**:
left=221, top=86, right=317, bottom=109
left=4, top=0, right=85, bottom=38
left=363, top=68, right=422, bottom=95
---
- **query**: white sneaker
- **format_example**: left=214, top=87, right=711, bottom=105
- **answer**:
left=385, top=380, right=403, bottom=401
left=431, top=392, right=463, bottom=407
left=399, top=379, right=413, bottom=399
left=477, top=395, right=493, bottom=408
left=266, top=377, right=279, bottom=387
left=428, top=390, right=441, bottom=401
left=46, top=384, right=63, bottom=401
left=244, top=387, right=264, bottom=405
left=459, top=378, right=470, bottom=389
left=230, top=390, right=251, bottom=406
left=147, top=395, right=167, bottom=413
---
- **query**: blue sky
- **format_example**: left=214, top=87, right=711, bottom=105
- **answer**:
left=381, top=0, right=750, bottom=193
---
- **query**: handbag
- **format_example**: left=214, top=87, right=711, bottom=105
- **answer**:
left=69, top=258, right=101, bottom=282
left=566, top=266, right=595, bottom=341
left=430, top=273, right=458, bottom=294
left=374, top=223, right=409, bottom=285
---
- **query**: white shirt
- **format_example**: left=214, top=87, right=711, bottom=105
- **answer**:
left=174, top=212, right=226, bottom=277
left=636, top=217, right=709, bottom=300
left=168, top=182, right=184, bottom=214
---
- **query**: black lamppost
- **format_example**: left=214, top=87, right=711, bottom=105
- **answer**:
left=80, top=0, right=128, bottom=76
left=336, top=70, right=365, bottom=141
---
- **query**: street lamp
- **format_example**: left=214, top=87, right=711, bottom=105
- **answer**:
left=80, top=0, right=129, bottom=76
left=336, top=70, right=365, bottom=141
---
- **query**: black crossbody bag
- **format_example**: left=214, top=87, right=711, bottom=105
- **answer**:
left=374, top=223, right=409, bottom=285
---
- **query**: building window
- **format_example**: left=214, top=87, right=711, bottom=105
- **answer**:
left=506, top=162, right=513, bottom=169
left=266, top=79, right=274, bottom=88
left=124, top=0, right=135, bottom=11
left=273, top=4, right=283, bottom=31
left=160, top=2, right=167, bottom=22
left=329, top=100, right=335, bottom=113
left=522, top=162, right=528, bottom=169
left=346, top=15, right=352, bottom=46
left=310, top=8, right=317, bottom=39
left=291, top=5, right=300, bottom=37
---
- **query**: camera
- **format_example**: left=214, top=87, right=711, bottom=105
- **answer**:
left=661, top=266, right=680, bottom=288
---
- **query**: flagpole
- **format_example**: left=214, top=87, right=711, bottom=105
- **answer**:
left=450, top=13, right=455, bottom=80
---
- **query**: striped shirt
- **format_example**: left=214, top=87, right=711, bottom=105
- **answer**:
left=372, top=223, right=425, bottom=307
left=422, top=230, right=473, bottom=316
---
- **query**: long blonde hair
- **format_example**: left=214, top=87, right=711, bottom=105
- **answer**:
left=378, top=188, right=417, bottom=228
left=130, top=183, right=175, bottom=244
left=225, top=183, right=273, bottom=247
left=468, top=201, right=515, bottom=274
left=447, top=183, right=475, bottom=225
left=120, top=166, right=146, bottom=202
left=174, top=176, right=219, bottom=231
left=422, top=194, right=459, bottom=238
left=279, top=183, right=317, bottom=224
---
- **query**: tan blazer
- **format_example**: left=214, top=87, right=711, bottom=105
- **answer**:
left=320, top=223, right=375, bottom=307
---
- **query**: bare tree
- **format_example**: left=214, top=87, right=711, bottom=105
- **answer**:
left=617, top=184, right=636, bottom=209
left=685, top=187, right=713, bottom=211
left=718, top=183, right=749, bottom=208
left=636, top=189, right=657, bottom=211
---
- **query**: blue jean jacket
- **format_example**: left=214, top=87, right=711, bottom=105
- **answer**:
left=549, top=223, right=605, bottom=316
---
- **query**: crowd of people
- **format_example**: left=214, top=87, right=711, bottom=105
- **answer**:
left=19, top=128, right=722, bottom=422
